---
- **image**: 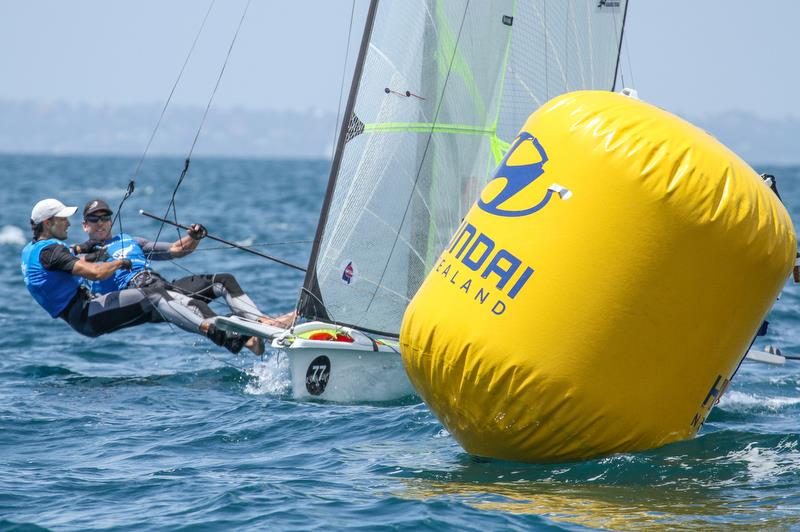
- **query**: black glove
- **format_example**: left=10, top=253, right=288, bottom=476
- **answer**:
left=188, top=223, right=207, bottom=241
left=118, top=258, right=133, bottom=270
left=71, top=239, right=103, bottom=255
left=84, top=247, right=109, bottom=263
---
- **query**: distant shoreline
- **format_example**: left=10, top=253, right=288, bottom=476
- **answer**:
left=0, top=150, right=332, bottom=163
left=1, top=99, right=798, bottom=165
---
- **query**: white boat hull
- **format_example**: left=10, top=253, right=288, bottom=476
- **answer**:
left=213, top=316, right=414, bottom=402
left=284, top=346, right=412, bottom=402
left=272, top=321, right=414, bottom=402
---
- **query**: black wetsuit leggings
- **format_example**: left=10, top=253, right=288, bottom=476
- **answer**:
left=59, top=286, right=211, bottom=338
left=58, top=272, right=264, bottom=338
left=161, top=273, right=264, bottom=321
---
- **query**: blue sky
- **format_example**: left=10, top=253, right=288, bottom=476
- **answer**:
left=0, top=0, right=797, bottom=119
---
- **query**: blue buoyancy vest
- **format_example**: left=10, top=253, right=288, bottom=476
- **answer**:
left=91, top=233, right=151, bottom=294
left=21, top=238, right=82, bottom=318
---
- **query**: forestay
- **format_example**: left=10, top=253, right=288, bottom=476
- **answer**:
left=299, top=0, right=628, bottom=336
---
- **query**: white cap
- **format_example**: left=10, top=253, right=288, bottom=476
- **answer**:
left=30, top=198, right=78, bottom=224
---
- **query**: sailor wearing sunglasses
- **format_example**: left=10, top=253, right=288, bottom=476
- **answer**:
left=78, top=199, right=294, bottom=356
left=21, top=198, right=249, bottom=353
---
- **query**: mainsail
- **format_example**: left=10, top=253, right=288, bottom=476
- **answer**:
left=299, top=0, right=628, bottom=336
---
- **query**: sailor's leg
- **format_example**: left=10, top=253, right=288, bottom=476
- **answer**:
left=169, top=274, right=215, bottom=302
left=143, top=286, right=259, bottom=354
left=75, top=288, right=157, bottom=337
left=66, top=287, right=261, bottom=356
left=172, top=273, right=265, bottom=320
left=140, top=286, right=210, bottom=334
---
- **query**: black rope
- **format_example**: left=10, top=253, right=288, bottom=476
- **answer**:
left=147, top=0, right=252, bottom=262
left=148, top=158, right=191, bottom=262
left=187, top=0, right=251, bottom=161
left=364, top=0, right=471, bottom=312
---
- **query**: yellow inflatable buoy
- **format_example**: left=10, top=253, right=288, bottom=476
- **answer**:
left=400, top=90, right=795, bottom=463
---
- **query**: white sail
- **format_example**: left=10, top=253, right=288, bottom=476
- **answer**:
left=299, top=0, right=628, bottom=336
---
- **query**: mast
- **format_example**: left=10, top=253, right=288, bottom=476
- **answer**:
left=298, top=0, right=380, bottom=321
left=611, top=0, right=629, bottom=92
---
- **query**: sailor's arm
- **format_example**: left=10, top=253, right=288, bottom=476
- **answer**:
left=167, top=223, right=206, bottom=258
left=72, top=258, right=132, bottom=281
left=40, top=243, right=131, bottom=281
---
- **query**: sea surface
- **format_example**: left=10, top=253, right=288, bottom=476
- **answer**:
left=1, top=153, right=800, bottom=530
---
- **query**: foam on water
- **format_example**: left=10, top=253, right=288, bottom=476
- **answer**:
left=718, top=390, right=800, bottom=412
left=723, top=440, right=800, bottom=483
left=244, top=351, right=291, bottom=396
left=0, top=225, right=26, bottom=246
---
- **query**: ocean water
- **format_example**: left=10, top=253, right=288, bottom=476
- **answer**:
left=1, top=153, right=800, bottom=530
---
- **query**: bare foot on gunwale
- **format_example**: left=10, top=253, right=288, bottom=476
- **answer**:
left=258, top=311, right=297, bottom=329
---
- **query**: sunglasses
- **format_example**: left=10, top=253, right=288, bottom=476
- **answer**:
left=85, top=214, right=112, bottom=223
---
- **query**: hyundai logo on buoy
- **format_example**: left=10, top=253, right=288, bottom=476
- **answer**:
left=478, top=132, right=571, bottom=217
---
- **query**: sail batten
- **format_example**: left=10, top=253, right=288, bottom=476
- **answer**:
left=299, top=0, right=628, bottom=336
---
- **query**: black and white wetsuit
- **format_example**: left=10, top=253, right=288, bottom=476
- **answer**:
left=169, top=273, right=266, bottom=321
left=123, top=237, right=267, bottom=321
left=40, top=243, right=211, bottom=337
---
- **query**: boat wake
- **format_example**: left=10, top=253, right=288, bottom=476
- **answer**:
left=244, top=350, right=291, bottom=396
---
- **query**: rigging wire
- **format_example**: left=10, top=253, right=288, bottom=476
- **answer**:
left=112, top=0, right=217, bottom=233
left=148, top=0, right=253, bottom=262
left=621, top=20, right=636, bottom=90
left=108, top=0, right=218, bottom=299
left=611, top=6, right=624, bottom=88
left=329, top=0, right=358, bottom=160
left=610, top=0, right=630, bottom=92
left=105, top=0, right=279, bottom=344
left=73, top=2, right=288, bottom=360
left=187, top=240, right=313, bottom=252
left=364, top=0, right=472, bottom=313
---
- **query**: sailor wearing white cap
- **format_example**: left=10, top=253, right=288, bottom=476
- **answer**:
left=20, top=198, right=248, bottom=351
left=22, top=198, right=133, bottom=319
left=30, top=198, right=78, bottom=224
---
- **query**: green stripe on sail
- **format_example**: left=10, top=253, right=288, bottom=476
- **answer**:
left=363, top=122, right=495, bottom=136
left=362, top=122, right=511, bottom=165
